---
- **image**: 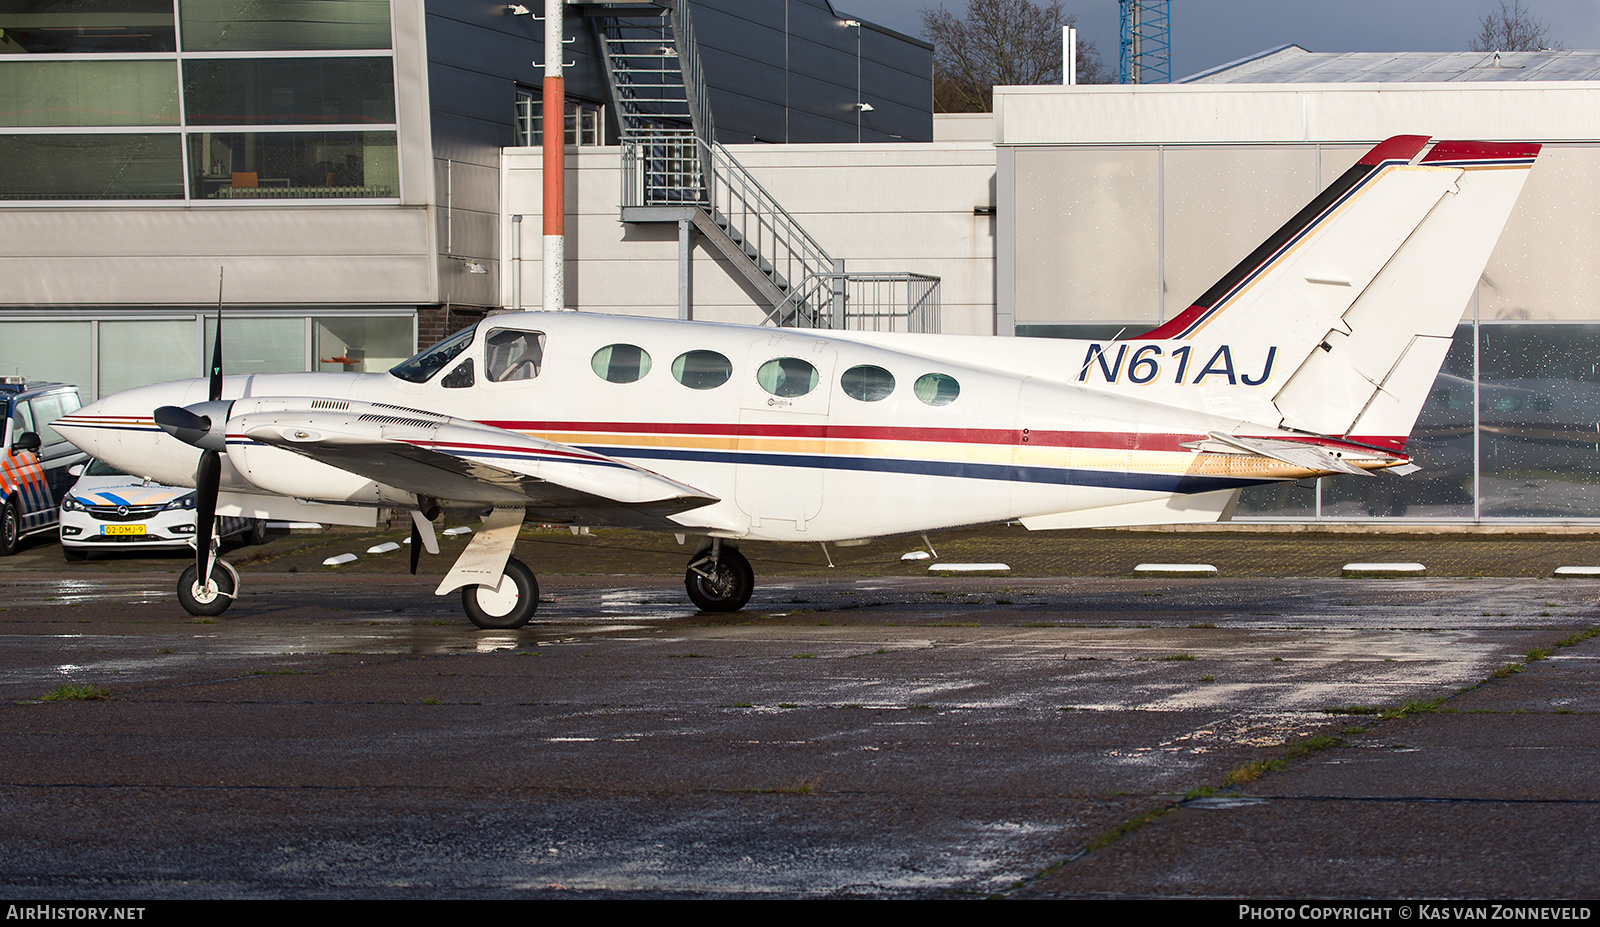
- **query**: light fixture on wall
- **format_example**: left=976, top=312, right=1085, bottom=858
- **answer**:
left=855, top=102, right=874, bottom=112
left=506, top=4, right=532, bottom=15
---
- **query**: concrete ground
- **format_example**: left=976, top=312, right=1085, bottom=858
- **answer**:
left=1, top=524, right=1598, bottom=899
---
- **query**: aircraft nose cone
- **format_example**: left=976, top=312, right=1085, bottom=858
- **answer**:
left=53, top=395, right=111, bottom=458
left=55, top=381, right=206, bottom=468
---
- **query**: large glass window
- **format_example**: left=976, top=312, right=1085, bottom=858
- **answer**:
left=0, top=2, right=399, bottom=204
left=205, top=317, right=305, bottom=375
left=514, top=90, right=607, bottom=147
left=98, top=320, right=195, bottom=397
left=180, top=0, right=391, bottom=52
left=0, top=60, right=180, bottom=127
left=187, top=131, right=398, bottom=199
left=1318, top=325, right=1477, bottom=520
left=0, top=322, right=92, bottom=393
left=0, top=1, right=176, bottom=54
left=0, top=134, right=182, bottom=199
left=1477, top=323, right=1600, bottom=518
left=183, top=58, right=395, bottom=126
left=316, top=316, right=413, bottom=374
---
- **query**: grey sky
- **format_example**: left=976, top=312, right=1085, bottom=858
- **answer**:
left=836, top=0, right=1600, bottom=80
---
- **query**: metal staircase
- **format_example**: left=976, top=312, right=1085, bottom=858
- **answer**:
left=577, top=0, right=939, bottom=331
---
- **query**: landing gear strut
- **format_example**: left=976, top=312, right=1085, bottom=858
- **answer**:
left=685, top=542, right=753, bottom=612
left=461, top=555, right=539, bottom=629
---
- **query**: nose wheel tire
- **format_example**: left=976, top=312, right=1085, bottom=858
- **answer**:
left=685, top=547, right=754, bottom=612
left=177, top=561, right=236, bottom=617
left=462, top=556, right=539, bottom=629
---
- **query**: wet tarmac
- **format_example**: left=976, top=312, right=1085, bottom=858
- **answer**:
left=2, top=529, right=1599, bottom=898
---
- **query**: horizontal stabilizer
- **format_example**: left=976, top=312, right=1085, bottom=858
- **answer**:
left=1205, top=431, right=1375, bottom=477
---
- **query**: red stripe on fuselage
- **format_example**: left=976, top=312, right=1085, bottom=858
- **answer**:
left=483, top=420, right=1406, bottom=456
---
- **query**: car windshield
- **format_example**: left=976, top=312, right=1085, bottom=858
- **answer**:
left=389, top=325, right=478, bottom=383
left=85, top=459, right=127, bottom=477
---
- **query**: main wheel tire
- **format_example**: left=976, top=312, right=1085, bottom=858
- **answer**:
left=177, top=562, right=236, bottom=617
left=0, top=497, right=19, bottom=557
left=461, top=556, right=538, bottom=629
left=685, top=547, right=754, bottom=612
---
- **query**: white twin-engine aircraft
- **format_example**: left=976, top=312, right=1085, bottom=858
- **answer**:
left=54, top=135, right=1539, bottom=628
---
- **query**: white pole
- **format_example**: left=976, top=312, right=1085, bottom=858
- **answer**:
left=1063, top=25, right=1077, bottom=85
left=542, top=0, right=566, bottom=311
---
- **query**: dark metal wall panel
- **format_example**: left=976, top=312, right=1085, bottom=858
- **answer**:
left=692, top=0, right=932, bottom=143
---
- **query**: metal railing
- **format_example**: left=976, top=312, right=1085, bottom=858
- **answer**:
left=769, top=272, right=942, bottom=333
left=827, top=272, right=943, bottom=333
left=624, top=133, right=835, bottom=324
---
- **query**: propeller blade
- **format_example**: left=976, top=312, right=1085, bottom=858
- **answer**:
left=194, top=447, right=221, bottom=582
left=409, top=517, right=422, bottom=575
left=209, top=269, right=225, bottom=402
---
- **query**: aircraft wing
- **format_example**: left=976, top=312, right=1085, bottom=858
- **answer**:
left=230, top=408, right=719, bottom=529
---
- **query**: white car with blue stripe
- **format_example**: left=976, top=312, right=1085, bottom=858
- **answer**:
left=59, top=459, right=264, bottom=560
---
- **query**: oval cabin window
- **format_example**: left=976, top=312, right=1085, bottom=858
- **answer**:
left=671, top=350, right=732, bottom=390
left=914, top=372, right=960, bottom=406
left=591, top=343, right=652, bottom=384
left=841, top=364, right=895, bottom=402
left=756, top=357, right=820, bottom=398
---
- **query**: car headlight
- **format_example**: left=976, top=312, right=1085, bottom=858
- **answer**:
left=61, top=496, right=85, bottom=512
left=164, top=494, right=197, bottom=511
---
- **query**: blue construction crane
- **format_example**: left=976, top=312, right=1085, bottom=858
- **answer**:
left=1119, top=0, right=1171, bottom=84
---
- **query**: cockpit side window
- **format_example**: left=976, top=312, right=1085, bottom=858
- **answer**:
left=389, top=325, right=477, bottom=384
left=441, top=358, right=474, bottom=389
left=486, top=329, right=545, bottom=382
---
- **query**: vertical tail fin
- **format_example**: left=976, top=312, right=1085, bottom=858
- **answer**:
left=1125, top=136, right=1539, bottom=446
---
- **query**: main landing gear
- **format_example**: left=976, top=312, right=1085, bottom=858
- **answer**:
left=685, top=542, right=753, bottom=612
left=461, top=556, right=539, bottom=629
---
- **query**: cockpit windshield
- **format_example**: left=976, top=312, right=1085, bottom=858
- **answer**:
left=389, top=325, right=478, bottom=383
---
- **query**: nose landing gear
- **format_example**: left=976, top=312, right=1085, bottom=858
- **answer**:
left=685, top=542, right=753, bottom=612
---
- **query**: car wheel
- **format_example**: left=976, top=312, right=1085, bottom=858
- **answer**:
left=247, top=519, right=268, bottom=546
left=0, top=497, right=19, bottom=557
left=177, top=562, right=236, bottom=617
left=461, top=557, right=538, bottom=629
